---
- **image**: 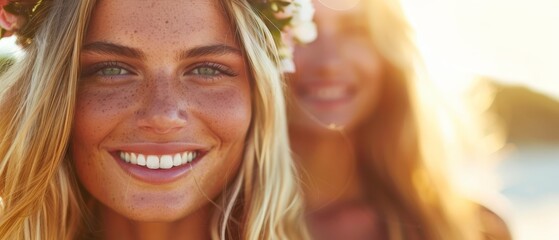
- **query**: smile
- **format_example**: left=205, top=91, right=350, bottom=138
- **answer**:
left=312, top=86, right=347, bottom=101
left=299, top=83, right=354, bottom=103
left=118, top=151, right=198, bottom=170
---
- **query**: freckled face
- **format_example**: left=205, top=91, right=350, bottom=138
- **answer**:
left=289, top=0, right=384, bottom=132
left=72, top=0, right=251, bottom=221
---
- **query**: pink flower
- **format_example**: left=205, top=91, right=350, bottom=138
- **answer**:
left=0, top=0, right=33, bottom=37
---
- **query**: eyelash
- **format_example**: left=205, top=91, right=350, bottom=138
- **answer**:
left=82, top=61, right=134, bottom=78
left=186, top=62, right=238, bottom=81
left=81, top=61, right=238, bottom=82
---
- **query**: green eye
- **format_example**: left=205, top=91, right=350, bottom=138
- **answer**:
left=99, top=67, right=129, bottom=76
left=192, top=67, right=220, bottom=76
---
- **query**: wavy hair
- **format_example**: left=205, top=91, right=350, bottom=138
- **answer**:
left=0, top=0, right=308, bottom=239
left=344, top=0, right=482, bottom=239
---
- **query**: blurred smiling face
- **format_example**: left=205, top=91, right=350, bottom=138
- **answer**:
left=72, top=0, right=251, bottom=221
left=289, top=0, right=385, bottom=133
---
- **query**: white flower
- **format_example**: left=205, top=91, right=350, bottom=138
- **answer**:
left=292, top=20, right=317, bottom=43
left=293, top=0, right=314, bottom=22
left=290, top=0, right=316, bottom=43
left=280, top=58, right=296, bottom=73
left=278, top=43, right=295, bottom=72
left=269, top=0, right=317, bottom=72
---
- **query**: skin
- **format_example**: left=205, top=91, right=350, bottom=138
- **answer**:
left=289, top=0, right=384, bottom=134
left=289, top=0, right=384, bottom=208
left=71, top=0, right=251, bottom=239
left=288, top=0, right=386, bottom=239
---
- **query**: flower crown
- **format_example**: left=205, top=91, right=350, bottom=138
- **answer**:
left=0, top=0, right=44, bottom=45
left=251, top=0, right=317, bottom=72
left=0, top=0, right=316, bottom=72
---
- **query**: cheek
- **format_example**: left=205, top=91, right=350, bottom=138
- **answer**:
left=354, top=52, right=385, bottom=123
left=73, top=86, right=139, bottom=147
left=345, top=39, right=384, bottom=78
left=293, top=46, right=314, bottom=69
left=186, top=84, right=252, bottom=144
left=71, top=87, right=139, bottom=201
left=357, top=55, right=384, bottom=97
left=344, top=40, right=385, bottom=91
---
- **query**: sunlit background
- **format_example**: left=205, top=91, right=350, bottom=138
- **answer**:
left=400, top=0, right=559, bottom=239
left=1, top=1, right=558, bottom=239
left=402, top=0, right=559, bottom=100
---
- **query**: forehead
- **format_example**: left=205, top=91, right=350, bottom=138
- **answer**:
left=85, top=0, right=234, bottom=47
left=313, top=0, right=366, bottom=22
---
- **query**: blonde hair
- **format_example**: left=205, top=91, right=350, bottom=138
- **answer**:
left=352, top=0, right=483, bottom=239
left=0, top=0, right=308, bottom=239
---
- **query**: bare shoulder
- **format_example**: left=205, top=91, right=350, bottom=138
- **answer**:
left=478, top=205, right=512, bottom=240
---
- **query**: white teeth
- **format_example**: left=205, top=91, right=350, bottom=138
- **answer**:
left=173, top=153, right=181, bottom=166
left=160, top=155, right=173, bottom=169
left=137, top=154, right=146, bottom=166
left=118, top=151, right=198, bottom=169
left=314, top=87, right=345, bottom=100
left=146, top=155, right=159, bottom=169
left=187, top=152, right=193, bottom=163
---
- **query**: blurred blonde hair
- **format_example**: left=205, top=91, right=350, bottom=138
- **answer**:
left=0, top=0, right=308, bottom=239
left=353, top=0, right=484, bottom=239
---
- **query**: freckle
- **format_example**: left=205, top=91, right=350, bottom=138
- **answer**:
left=165, top=20, right=169, bottom=24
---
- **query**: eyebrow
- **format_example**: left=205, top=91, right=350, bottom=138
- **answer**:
left=82, top=42, right=145, bottom=59
left=81, top=42, right=242, bottom=60
left=177, top=44, right=242, bottom=60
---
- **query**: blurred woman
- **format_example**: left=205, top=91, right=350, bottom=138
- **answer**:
left=288, top=0, right=511, bottom=239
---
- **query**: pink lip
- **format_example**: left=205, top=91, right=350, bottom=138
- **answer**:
left=109, top=143, right=209, bottom=185
left=304, top=97, right=352, bottom=111
left=109, top=142, right=209, bottom=155
left=297, top=83, right=355, bottom=110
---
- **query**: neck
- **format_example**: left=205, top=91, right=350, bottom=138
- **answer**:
left=290, top=127, right=366, bottom=210
left=99, top=204, right=212, bottom=240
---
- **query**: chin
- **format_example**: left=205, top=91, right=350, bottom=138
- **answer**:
left=126, top=214, right=178, bottom=222
left=100, top=192, right=204, bottom=222
left=298, top=110, right=360, bottom=132
left=118, top=206, right=190, bottom=222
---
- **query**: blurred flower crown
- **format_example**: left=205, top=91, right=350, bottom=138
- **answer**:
left=0, top=0, right=43, bottom=45
left=251, top=0, right=317, bottom=72
left=0, top=0, right=316, bottom=72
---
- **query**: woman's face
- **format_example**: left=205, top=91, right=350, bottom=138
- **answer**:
left=72, top=0, right=251, bottom=221
left=289, top=0, right=385, bottom=132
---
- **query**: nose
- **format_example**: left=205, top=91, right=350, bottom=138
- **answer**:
left=309, top=35, right=344, bottom=77
left=136, top=79, right=187, bottom=134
